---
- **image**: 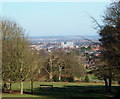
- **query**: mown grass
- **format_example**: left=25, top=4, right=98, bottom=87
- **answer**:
left=2, top=82, right=120, bottom=99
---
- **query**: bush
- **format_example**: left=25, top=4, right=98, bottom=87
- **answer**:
left=67, top=76, right=74, bottom=82
left=53, top=76, right=74, bottom=82
left=61, top=76, right=67, bottom=82
left=84, top=75, right=89, bottom=82
left=117, top=80, right=120, bottom=85
left=53, top=75, right=59, bottom=82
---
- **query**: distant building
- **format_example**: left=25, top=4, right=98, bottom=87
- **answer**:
left=61, top=42, right=74, bottom=48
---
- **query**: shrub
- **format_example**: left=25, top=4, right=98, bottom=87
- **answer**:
left=84, top=75, right=89, bottom=82
left=53, top=75, right=59, bottom=82
left=67, top=76, right=74, bottom=82
left=61, top=76, right=67, bottom=82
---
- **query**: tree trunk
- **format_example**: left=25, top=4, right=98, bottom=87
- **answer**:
left=59, top=66, right=62, bottom=81
left=49, top=73, right=53, bottom=82
left=49, top=58, right=53, bottom=82
left=108, top=77, right=112, bottom=92
left=31, top=81, right=34, bottom=94
left=104, top=78, right=108, bottom=92
left=3, top=82, right=7, bottom=92
left=9, top=83, right=12, bottom=92
left=20, top=81, right=23, bottom=94
left=58, top=75, right=61, bottom=81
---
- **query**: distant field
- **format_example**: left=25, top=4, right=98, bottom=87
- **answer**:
left=2, top=82, right=120, bottom=99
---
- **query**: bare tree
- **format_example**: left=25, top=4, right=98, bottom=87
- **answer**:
left=92, top=1, right=120, bottom=92
left=2, top=18, right=35, bottom=94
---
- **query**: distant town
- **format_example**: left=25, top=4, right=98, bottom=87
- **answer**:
left=29, top=35, right=100, bottom=51
left=29, top=35, right=101, bottom=70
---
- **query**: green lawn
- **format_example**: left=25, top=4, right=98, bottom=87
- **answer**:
left=2, top=82, right=120, bottom=99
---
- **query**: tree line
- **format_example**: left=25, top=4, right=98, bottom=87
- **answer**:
left=1, top=1, right=120, bottom=94
left=1, top=19, right=86, bottom=94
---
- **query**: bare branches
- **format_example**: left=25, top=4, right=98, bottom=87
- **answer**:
left=90, top=16, right=103, bottom=30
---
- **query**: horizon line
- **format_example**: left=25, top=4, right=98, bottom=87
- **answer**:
left=29, top=35, right=100, bottom=37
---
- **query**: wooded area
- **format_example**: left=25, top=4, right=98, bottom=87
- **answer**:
left=1, top=1, right=120, bottom=98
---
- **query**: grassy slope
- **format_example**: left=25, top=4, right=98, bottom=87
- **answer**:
left=2, top=82, right=118, bottom=99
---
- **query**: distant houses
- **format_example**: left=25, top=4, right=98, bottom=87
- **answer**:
left=61, top=42, right=74, bottom=48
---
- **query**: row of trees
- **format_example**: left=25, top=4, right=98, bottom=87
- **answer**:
left=2, top=19, right=42, bottom=94
left=2, top=1, right=119, bottom=94
left=42, top=49, right=86, bottom=82
left=1, top=18, right=86, bottom=94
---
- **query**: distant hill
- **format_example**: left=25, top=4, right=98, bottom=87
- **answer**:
left=29, top=35, right=100, bottom=45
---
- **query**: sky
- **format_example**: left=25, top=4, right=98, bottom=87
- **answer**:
left=1, top=1, right=111, bottom=37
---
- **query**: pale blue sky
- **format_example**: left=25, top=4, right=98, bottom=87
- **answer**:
left=2, top=2, right=110, bottom=36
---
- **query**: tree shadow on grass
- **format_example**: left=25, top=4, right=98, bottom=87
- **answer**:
left=23, top=85, right=117, bottom=99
